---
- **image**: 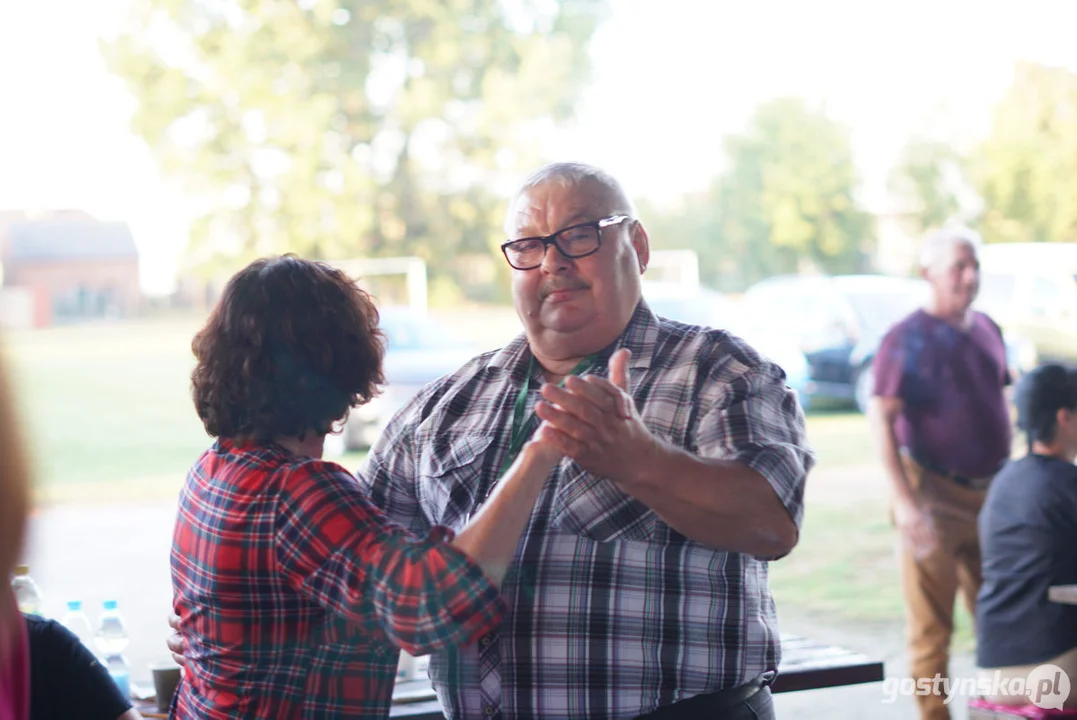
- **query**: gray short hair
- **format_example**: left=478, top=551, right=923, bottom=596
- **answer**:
left=919, top=225, right=983, bottom=270
left=504, top=162, right=637, bottom=234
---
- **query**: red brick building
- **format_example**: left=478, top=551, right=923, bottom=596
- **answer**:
left=1, top=213, right=140, bottom=327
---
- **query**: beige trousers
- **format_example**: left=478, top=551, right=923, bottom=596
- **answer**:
left=898, top=456, right=988, bottom=720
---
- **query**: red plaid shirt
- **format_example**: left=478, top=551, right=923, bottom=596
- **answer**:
left=171, top=440, right=505, bottom=719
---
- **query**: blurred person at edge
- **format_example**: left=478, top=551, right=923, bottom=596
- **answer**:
left=0, top=346, right=143, bottom=720
left=870, top=226, right=1012, bottom=720
left=168, top=255, right=566, bottom=719
left=975, top=364, right=1077, bottom=709
left=0, top=344, right=31, bottom=720
left=167, top=163, right=812, bottom=720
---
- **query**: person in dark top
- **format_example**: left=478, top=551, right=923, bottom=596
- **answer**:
left=976, top=363, right=1077, bottom=708
left=870, top=226, right=1012, bottom=720
left=23, top=614, right=141, bottom=720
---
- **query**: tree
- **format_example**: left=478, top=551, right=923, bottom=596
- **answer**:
left=636, top=192, right=721, bottom=286
left=888, top=137, right=965, bottom=236
left=645, top=98, right=872, bottom=291
left=723, top=99, right=872, bottom=283
left=972, top=61, right=1077, bottom=244
left=101, top=0, right=607, bottom=302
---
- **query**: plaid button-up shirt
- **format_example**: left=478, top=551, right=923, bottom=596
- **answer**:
left=171, top=440, right=505, bottom=719
left=358, top=301, right=813, bottom=720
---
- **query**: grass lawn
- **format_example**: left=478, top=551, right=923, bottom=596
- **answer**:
left=5, top=317, right=368, bottom=504
left=768, top=497, right=976, bottom=651
left=7, top=319, right=206, bottom=494
left=798, top=407, right=880, bottom=468
left=768, top=407, right=977, bottom=650
left=6, top=316, right=974, bottom=647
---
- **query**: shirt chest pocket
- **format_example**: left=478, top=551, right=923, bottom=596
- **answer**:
left=416, top=434, right=495, bottom=531
left=552, top=462, right=663, bottom=543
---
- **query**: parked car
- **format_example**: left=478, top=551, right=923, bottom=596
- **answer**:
left=976, top=242, right=1077, bottom=371
left=738, top=274, right=930, bottom=413
left=643, top=284, right=812, bottom=407
left=339, top=306, right=479, bottom=451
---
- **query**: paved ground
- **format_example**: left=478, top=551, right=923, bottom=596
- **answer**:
left=773, top=609, right=976, bottom=719
left=21, top=500, right=976, bottom=718
left=22, top=502, right=177, bottom=689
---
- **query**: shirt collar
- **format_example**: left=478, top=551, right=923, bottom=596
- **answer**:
left=488, top=332, right=531, bottom=374
left=617, top=298, right=659, bottom=372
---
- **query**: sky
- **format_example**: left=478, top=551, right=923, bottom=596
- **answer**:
left=1, top=0, right=1076, bottom=294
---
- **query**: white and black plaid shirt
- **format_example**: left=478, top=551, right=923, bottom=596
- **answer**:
left=358, top=301, right=813, bottom=720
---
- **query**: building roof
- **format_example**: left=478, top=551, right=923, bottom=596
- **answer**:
left=5, top=219, right=138, bottom=261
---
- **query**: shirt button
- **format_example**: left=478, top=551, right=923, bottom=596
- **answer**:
left=481, top=636, right=491, bottom=647
left=484, top=706, right=495, bottom=716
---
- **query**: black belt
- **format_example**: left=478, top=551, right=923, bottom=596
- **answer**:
left=634, top=672, right=775, bottom=719
left=908, top=454, right=993, bottom=490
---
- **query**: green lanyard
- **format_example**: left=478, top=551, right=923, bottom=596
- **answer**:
left=499, top=353, right=596, bottom=475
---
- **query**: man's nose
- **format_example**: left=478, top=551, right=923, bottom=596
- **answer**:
left=539, top=241, right=571, bottom=273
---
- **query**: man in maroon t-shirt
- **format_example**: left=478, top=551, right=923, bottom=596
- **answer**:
left=870, top=226, right=1012, bottom=720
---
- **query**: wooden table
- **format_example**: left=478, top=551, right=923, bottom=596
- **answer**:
left=1049, top=584, right=1077, bottom=605
left=390, top=634, right=885, bottom=718
left=770, top=634, right=885, bottom=693
left=131, top=699, right=167, bottom=719
left=131, top=635, right=884, bottom=718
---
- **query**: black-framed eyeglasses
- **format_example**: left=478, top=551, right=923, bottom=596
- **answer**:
left=500, top=215, right=631, bottom=270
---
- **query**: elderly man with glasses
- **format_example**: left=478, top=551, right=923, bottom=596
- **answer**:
left=352, top=162, right=813, bottom=720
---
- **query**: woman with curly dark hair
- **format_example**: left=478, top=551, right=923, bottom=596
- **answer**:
left=170, top=255, right=560, bottom=719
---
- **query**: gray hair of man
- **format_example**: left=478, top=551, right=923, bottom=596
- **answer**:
left=919, top=225, right=983, bottom=272
left=503, top=162, right=638, bottom=236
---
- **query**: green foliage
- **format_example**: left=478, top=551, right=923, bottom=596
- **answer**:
left=973, top=61, right=1077, bottom=244
left=719, top=99, right=873, bottom=284
left=636, top=192, right=721, bottom=285
left=101, top=0, right=607, bottom=300
left=642, top=99, right=872, bottom=291
left=889, top=136, right=964, bottom=236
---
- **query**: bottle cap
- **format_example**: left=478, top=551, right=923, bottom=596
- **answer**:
left=67, top=600, right=81, bottom=611
left=103, top=599, right=118, bottom=610
left=13, top=565, right=29, bottom=576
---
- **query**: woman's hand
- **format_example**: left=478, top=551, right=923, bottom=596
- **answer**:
left=167, top=612, right=187, bottom=666
left=524, top=423, right=564, bottom=468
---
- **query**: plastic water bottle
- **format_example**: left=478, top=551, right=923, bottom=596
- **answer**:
left=94, top=600, right=131, bottom=698
left=396, top=650, right=414, bottom=681
left=10, top=565, right=43, bottom=616
left=396, top=651, right=429, bottom=681
left=60, top=600, right=95, bottom=649
left=104, top=654, right=131, bottom=698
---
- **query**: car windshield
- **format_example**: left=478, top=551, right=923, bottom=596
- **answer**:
left=842, top=286, right=925, bottom=333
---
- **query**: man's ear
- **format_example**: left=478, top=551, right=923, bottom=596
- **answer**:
left=632, top=220, right=650, bottom=274
left=1058, top=406, right=1074, bottom=432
